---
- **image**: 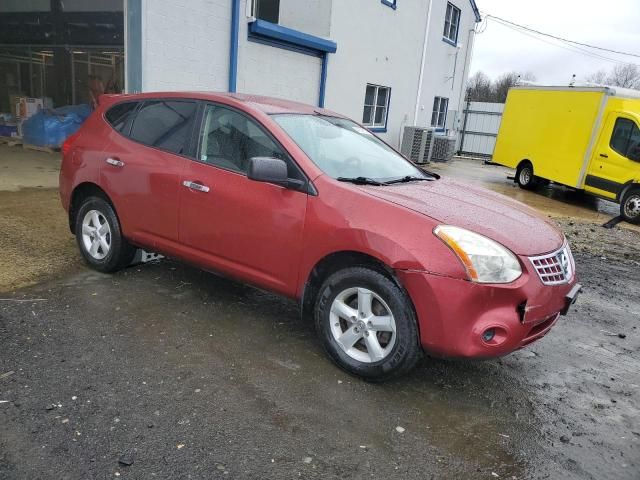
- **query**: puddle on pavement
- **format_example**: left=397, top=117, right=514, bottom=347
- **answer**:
left=431, top=159, right=629, bottom=227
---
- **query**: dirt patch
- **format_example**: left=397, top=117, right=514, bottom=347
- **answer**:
left=0, top=188, right=81, bottom=292
left=553, top=216, right=640, bottom=264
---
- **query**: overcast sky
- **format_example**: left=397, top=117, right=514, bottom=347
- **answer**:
left=470, top=0, right=640, bottom=84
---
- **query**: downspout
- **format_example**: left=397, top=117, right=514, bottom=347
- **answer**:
left=229, top=0, right=241, bottom=92
left=318, top=53, right=328, bottom=107
left=413, top=0, right=434, bottom=126
left=457, top=29, right=474, bottom=114
left=456, top=28, right=475, bottom=151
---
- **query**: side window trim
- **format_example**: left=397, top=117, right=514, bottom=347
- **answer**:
left=126, top=98, right=199, bottom=158
left=193, top=101, right=314, bottom=193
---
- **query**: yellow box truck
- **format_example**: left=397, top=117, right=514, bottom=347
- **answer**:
left=492, top=86, right=640, bottom=223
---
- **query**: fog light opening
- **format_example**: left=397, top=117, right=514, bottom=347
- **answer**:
left=482, top=328, right=496, bottom=343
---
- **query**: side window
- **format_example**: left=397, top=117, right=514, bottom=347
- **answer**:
left=431, top=97, right=449, bottom=130
left=197, top=104, right=286, bottom=174
left=443, top=2, right=461, bottom=44
left=105, top=102, right=138, bottom=134
left=610, top=118, right=640, bottom=160
left=129, top=100, right=197, bottom=155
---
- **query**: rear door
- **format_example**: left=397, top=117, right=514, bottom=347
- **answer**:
left=178, top=103, right=308, bottom=296
left=101, top=99, right=198, bottom=249
left=587, top=114, right=640, bottom=199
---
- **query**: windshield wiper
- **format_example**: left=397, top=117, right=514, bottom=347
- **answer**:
left=337, top=176, right=385, bottom=186
left=383, top=175, right=433, bottom=185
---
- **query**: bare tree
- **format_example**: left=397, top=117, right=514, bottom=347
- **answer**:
left=584, top=64, right=640, bottom=89
left=466, top=71, right=537, bottom=103
left=584, top=69, right=607, bottom=85
left=466, top=71, right=493, bottom=102
left=493, top=71, right=536, bottom=103
left=607, top=64, right=640, bottom=89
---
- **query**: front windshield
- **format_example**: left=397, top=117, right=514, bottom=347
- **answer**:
left=272, top=114, right=428, bottom=181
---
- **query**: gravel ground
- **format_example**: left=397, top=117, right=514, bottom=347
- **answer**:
left=0, top=223, right=638, bottom=479
left=0, top=154, right=639, bottom=478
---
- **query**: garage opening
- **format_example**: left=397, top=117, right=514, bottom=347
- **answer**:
left=0, top=0, right=124, bottom=146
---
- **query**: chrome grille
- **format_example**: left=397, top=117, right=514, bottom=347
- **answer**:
left=529, top=244, right=574, bottom=285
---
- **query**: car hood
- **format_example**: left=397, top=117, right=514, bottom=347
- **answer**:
left=361, top=178, right=564, bottom=256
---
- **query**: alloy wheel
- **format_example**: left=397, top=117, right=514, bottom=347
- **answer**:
left=329, top=287, right=396, bottom=363
left=81, top=210, right=112, bottom=260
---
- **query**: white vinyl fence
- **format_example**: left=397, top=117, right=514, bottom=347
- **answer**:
left=458, top=101, right=504, bottom=158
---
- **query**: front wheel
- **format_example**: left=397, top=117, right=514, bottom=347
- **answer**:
left=74, top=196, right=136, bottom=273
left=516, top=162, right=539, bottom=190
left=314, top=267, right=421, bottom=381
left=621, top=188, right=640, bottom=224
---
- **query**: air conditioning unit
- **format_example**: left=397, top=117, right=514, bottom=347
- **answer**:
left=401, top=126, right=435, bottom=164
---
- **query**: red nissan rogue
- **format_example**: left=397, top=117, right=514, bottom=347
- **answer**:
left=59, top=92, right=581, bottom=381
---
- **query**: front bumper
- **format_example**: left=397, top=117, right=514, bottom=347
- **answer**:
left=397, top=264, right=580, bottom=359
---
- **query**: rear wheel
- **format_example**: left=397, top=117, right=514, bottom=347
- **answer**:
left=516, top=162, right=539, bottom=190
left=74, top=196, right=135, bottom=273
left=314, top=267, right=421, bottom=381
left=621, top=188, right=640, bottom=224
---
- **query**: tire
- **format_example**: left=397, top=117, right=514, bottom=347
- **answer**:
left=74, top=196, right=135, bottom=273
left=314, top=267, right=421, bottom=381
left=516, top=162, right=539, bottom=190
left=620, top=187, right=640, bottom=225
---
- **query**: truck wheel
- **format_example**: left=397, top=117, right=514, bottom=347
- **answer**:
left=516, top=162, right=539, bottom=190
left=314, top=267, right=421, bottom=382
left=621, top=188, right=640, bottom=224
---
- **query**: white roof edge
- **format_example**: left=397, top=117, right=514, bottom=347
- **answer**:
left=511, top=84, right=640, bottom=99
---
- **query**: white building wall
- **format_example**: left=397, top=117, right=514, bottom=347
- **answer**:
left=236, top=0, right=324, bottom=105
left=279, top=0, right=331, bottom=37
left=324, top=0, right=428, bottom=147
left=140, top=0, right=230, bottom=92
left=415, top=0, right=477, bottom=133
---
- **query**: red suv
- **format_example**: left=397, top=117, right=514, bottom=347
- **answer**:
left=59, top=92, right=581, bottom=380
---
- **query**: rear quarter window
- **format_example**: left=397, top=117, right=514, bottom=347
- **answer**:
left=104, top=102, right=139, bottom=134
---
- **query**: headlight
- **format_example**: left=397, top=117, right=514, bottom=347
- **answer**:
left=434, top=225, right=522, bottom=283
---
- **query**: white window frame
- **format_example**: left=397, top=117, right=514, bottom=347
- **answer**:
left=362, top=84, right=391, bottom=131
left=431, top=97, right=449, bottom=130
left=443, top=2, right=461, bottom=45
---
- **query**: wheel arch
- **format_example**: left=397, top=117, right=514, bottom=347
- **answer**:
left=516, top=159, right=533, bottom=170
left=68, top=182, right=116, bottom=234
left=300, top=250, right=414, bottom=324
left=616, top=180, right=640, bottom=203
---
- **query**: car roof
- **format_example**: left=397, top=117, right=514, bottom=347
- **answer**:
left=99, top=91, right=345, bottom=117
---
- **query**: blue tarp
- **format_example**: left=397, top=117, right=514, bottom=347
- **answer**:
left=22, top=104, right=91, bottom=148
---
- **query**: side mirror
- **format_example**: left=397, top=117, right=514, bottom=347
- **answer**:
left=247, top=157, right=289, bottom=187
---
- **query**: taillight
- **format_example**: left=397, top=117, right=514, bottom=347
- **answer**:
left=62, top=131, right=81, bottom=156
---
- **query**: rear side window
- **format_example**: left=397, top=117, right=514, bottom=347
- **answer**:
left=610, top=117, right=640, bottom=160
left=105, top=102, right=139, bottom=133
left=130, top=100, right=197, bottom=155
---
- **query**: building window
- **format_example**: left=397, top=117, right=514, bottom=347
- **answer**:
left=362, top=84, right=391, bottom=130
left=431, top=97, right=449, bottom=130
left=254, top=0, right=279, bottom=24
left=443, top=2, right=461, bottom=45
left=381, top=0, right=397, bottom=9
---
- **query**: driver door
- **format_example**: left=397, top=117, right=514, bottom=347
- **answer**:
left=178, top=103, right=309, bottom=297
left=587, top=114, right=640, bottom=198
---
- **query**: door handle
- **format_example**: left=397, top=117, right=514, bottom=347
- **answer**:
left=105, top=157, right=125, bottom=167
left=182, top=180, right=210, bottom=193
left=599, top=153, right=609, bottom=158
